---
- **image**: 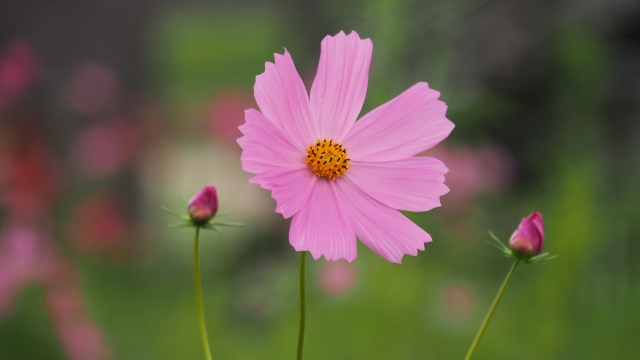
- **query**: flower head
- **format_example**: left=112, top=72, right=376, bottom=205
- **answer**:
left=238, top=31, right=454, bottom=263
left=509, top=211, right=544, bottom=260
left=188, top=186, right=219, bottom=225
left=0, top=38, right=39, bottom=110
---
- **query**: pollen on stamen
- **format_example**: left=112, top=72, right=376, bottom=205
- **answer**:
left=305, top=138, right=350, bottom=180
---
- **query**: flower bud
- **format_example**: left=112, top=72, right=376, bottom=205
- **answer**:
left=188, top=186, right=218, bottom=225
left=509, top=211, right=544, bottom=260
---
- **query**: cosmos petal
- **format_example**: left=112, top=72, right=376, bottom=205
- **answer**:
left=346, top=157, right=449, bottom=212
left=290, top=180, right=357, bottom=261
left=250, top=166, right=316, bottom=219
left=254, top=50, right=314, bottom=148
left=336, top=178, right=432, bottom=263
left=310, top=31, right=373, bottom=141
left=238, top=109, right=303, bottom=174
left=344, top=82, right=454, bottom=162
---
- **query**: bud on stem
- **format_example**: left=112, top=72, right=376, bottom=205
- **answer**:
left=188, top=186, right=219, bottom=226
left=509, top=211, right=544, bottom=260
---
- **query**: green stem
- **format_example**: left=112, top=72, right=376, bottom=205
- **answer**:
left=297, top=251, right=307, bottom=360
left=464, top=260, right=519, bottom=360
left=194, top=227, right=213, bottom=360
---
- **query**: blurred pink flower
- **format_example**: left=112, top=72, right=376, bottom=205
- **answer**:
left=423, top=144, right=514, bottom=211
left=0, top=122, right=61, bottom=219
left=65, top=192, right=132, bottom=259
left=0, top=119, right=112, bottom=358
left=132, top=93, right=170, bottom=143
left=317, top=261, right=357, bottom=296
left=0, top=225, right=46, bottom=317
left=68, top=119, right=139, bottom=178
left=0, top=224, right=112, bottom=359
left=66, top=61, right=121, bottom=115
left=0, top=38, right=39, bottom=110
left=238, top=31, right=453, bottom=263
left=205, top=89, right=255, bottom=144
left=42, top=258, right=112, bottom=360
left=441, top=282, right=475, bottom=319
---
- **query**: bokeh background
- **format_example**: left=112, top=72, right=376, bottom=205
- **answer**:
left=1, top=0, right=639, bottom=359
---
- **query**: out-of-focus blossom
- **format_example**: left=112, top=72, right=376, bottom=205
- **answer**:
left=66, top=61, right=121, bottom=115
left=317, top=261, right=357, bottom=296
left=132, top=92, right=169, bottom=143
left=188, top=185, right=219, bottom=225
left=238, top=31, right=453, bottom=263
left=509, top=211, right=544, bottom=260
left=42, top=258, right=112, bottom=360
left=0, top=223, right=112, bottom=359
left=68, top=119, right=139, bottom=178
left=441, top=282, right=475, bottom=319
left=0, top=225, right=46, bottom=317
left=65, top=192, right=132, bottom=259
left=423, top=144, right=514, bottom=211
left=0, top=122, right=61, bottom=219
left=0, top=38, right=39, bottom=110
left=140, top=141, right=277, bottom=233
left=204, top=89, right=254, bottom=144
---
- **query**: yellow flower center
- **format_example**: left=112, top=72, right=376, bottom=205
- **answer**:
left=305, top=139, right=350, bottom=180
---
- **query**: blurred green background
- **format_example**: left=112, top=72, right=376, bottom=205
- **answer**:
left=1, top=0, right=639, bottom=359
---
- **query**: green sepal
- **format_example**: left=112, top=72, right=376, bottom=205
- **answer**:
left=161, top=205, right=245, bottom=234
left=525, top=252, right=558, bottom=263
left=487, top=231, right=512, bottom=257
left=161, top=206, right=191, bottom=221
left=487, top=230, right=556, bottom=264
left=167, top=223, right=195, bottom=228
left=212, top=221, right=246, bottom=228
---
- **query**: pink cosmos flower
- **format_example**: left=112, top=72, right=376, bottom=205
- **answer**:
left=238, top=31, right=454, bottom=263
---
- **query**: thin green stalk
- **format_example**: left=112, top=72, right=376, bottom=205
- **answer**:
left=297, top=251, right=307, bottom=360
left=464, top=260, right=520, bottom=360
left=194, top=227, right=213, bottom=360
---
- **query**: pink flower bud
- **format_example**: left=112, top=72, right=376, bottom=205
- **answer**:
left=509, top=211, right=544, bottom=259
left=188, top=186, right=218, bottom=225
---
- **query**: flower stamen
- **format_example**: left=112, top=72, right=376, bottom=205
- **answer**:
left=306, top=139, right=350, bottom=180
